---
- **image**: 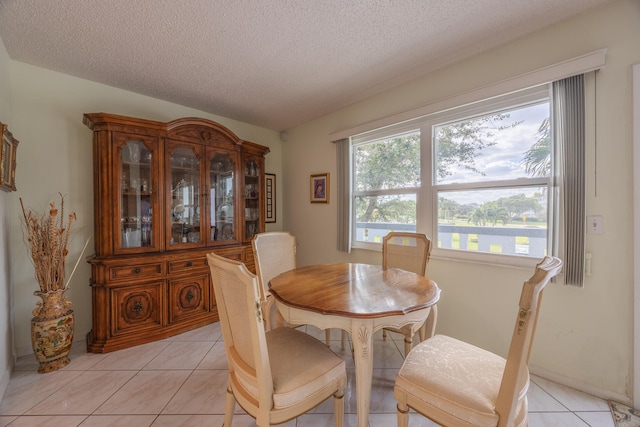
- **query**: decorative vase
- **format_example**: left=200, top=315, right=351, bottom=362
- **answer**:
left=31, top=289, right=74, bottom=373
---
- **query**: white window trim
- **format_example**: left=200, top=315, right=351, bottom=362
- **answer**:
left=330, top=49, right=606, bottom=142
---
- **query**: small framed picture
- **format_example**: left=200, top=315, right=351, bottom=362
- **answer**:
left=310, top=173, right=329, bottom=203
left=265, top=173, right=276, bottom=223
left=0, top=122, right=18, bottom=192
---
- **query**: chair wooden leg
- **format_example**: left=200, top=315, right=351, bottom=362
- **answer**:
left=397, top=401, right=410, bottom=427
left=224, top=385, right=235, bottom=427
left=262, top=297, right=276, bottom=331
left=341, top=330, right=346, bottom=350
left=382, top=328, right=388, bottom=340
left=418, top=322, right=427, bottom=342
left=275, top=308, right=287, bottom=328
left=403, top=335, right=412, bottom=358
left=334, top=390, right=345, bottom=427
left=325, top=329, right=331, bottom=346
left=422, top=304, right=438, bottom=340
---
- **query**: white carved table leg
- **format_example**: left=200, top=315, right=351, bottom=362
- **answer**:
left=351, top=318, right=374, bottom=427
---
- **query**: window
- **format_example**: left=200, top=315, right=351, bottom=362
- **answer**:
left=351, top=86, right=552, bottom=264
left=338, top=51, right=603, bottom=277
left=430, top=96, right=551, bottom=261
left=352, top=128, right=420, bottom=244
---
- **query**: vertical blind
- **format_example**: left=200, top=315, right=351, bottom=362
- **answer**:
left=554, top=74, right=586, bottom=287
left=335, top=138, right=351, bottom=252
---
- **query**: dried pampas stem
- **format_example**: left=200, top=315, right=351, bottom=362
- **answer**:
left=20, top=194, right=77, bottom=293
left=64, top=236, right=91, bottom=290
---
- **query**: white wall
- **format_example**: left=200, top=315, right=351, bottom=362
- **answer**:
left=6, top=63, right=283, bottom=360
left=0, top=35, right=14, bottom=401
left=284, top=0, right=639, bottom=403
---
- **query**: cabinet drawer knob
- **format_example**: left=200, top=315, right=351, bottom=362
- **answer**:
left=132, top=267, right=141, bottom=274
left=133, top=301, right=143, bottom=312
left=185, top=261, right=193, bottom=267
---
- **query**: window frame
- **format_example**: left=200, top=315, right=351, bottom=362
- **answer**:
left=351, top=124, right=422, bottom=251
left=350, top=85, right=554, bottom=267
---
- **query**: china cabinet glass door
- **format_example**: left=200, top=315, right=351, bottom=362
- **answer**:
left=243, top=156, right=261, bottom=241
left=116, top=135, right=158, bottom=253
left=208, top=149, right=239, bottom=245
left=167, top=143, right=203, bottom=248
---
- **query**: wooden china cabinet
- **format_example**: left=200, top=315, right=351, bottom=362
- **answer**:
left=83, top=113, right=269, bottom=353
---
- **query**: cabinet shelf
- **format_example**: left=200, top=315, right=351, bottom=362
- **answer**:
left=123, top=161, right=152, bottom=167
left=171, top=166, right=198, bottom=173
left=122, top=191, right=152, bottom=196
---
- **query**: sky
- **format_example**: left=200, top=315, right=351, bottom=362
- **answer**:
left=435, top=101, right=550, bottom=207
left=436, top=101, right=550, bottom=184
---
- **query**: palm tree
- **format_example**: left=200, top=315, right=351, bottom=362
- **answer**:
left=522, top=117, right=551, bottom=177
left=468, top=207, right=487, bottom=226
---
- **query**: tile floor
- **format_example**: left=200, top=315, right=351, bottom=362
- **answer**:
left=0, top=323, right=615, bottom=426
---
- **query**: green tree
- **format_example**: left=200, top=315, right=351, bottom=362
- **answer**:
left=355, top=133, right=420, bottom=222
left=483, top=202, right=510, bottom=226
left=522, top=117, right=551, bottom=177
left=438, top=197, right=461, bottom=222
left=435, top=113, right=521, bottom=179
left=468, top=203, right=509, bottom=226
left=468, top=207, right=487, bottom=226
left=356, top=114, right=522, bottom=224
left=496, top=194, right=543, bottom=218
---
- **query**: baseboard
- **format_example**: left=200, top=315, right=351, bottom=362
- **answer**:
left=530, top=364, right=631, bottom=406
left=16, top=337, right=86, bottom=359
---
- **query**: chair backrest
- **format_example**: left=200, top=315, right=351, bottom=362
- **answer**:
left=252, top=232, right=297, bottom=302
left=382, top=232, right=431, bottom=276
left=495, top=256, right=563, bottom=426
left=206, top=252, right=274, bottom=410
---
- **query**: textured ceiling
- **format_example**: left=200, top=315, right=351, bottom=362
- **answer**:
left=0, top=0, right=612, bottom=131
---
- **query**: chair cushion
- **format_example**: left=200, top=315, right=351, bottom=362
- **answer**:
left=266, top=327, right=346, bottom=408
left=396, top=334, right=521, bottom=427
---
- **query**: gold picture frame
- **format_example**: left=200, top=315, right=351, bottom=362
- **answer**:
left=310, top=173, right=329, bottom=203
left=0, top=122, right=18, bottom=192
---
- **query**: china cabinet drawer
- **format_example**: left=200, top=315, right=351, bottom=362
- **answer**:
left=168, top=257, right=208, bottom=274
left=215, top=247, right=244, bottom=262
left=109, top=262, right=164, bottom=281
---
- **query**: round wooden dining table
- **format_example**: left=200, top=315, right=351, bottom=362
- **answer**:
left=269, top=262, right=440, bottom=427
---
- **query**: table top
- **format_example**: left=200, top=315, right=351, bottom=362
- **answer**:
left=268, top=263, right=440, bottom=319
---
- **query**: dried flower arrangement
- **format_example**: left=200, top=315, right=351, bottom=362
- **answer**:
left=20, top=194, right=77, bottom=293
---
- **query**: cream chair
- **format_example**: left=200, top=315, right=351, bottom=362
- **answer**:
left=207, top=252, right=347, bottom=427
left=394, top=256, right=563, bottom=427
left=381, top=232, right=434, bottom=356
left=252, top=232, right=333, bottom=345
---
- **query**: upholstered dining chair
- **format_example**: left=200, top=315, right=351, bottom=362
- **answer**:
left=381, top=232, right=434, bottom=356
left=394, top=256, right=562, bottom=427
left=207, top=252, right=347, bottom=427
left=252, top=231, right=334, bottom=345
